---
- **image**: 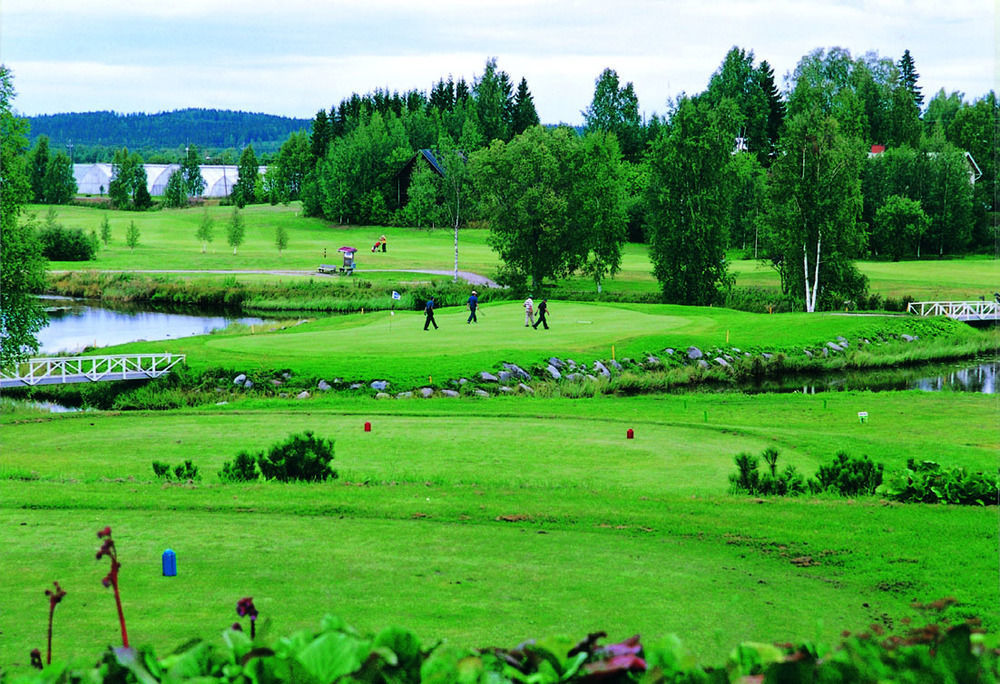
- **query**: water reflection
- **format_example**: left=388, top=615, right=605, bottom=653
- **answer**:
left=37, top=297, right=267, bottom=354
left=742, top=357, right=999, bottom=394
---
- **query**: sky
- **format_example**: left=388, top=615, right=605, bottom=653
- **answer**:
left=1, top=0, right=996, bottom=124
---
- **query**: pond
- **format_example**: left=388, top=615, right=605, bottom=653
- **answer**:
left=36, top=296, right=270, bottom=354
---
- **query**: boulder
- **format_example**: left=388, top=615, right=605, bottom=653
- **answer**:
left=440, top=389, right=460, bottom=398
left=458, top=378, right=469, bottom=385
left=243, top=380, right=253, bottom=390
left=498, top=386, right=513, bottom=393
left=901, top=334, right=918, bottom=342
left=687, top=347, right=703, bottom=360
left=317, top=379, right=332, bottom=391
left=566, top=359, right=577, bottom=368
left=375, top=392, right=391, bottom=399
left=545, top=364, right=562, bottom=380
left=270, top=379, right=283, bottom=387
left=731, top=347, right=741, bottom=354
left=502, top=363, right=531, bottom=380
left=609, top=359, right=623, bottom=371
left=370, top=380, right=389, bottom=391
left=803, top=349, right=813, bottom=358
left=714, top=357, right=730, bottom=368
left=420, top=387, right=434, bottom=398
left=566, top=372, right=584, bottom=382
left=548, top=357, right=564, bottom=369
left=517, top=383, right=534, bottom=394
left=826, top=342, right=844, bottom=352
left=836, top=336, right=848, bottom=344
left=645, top=355, right=661, bottom=366
left=349, top=383, right=363, bottom=390
left=296, top=391, right=310, bottom=400
left=479, top=371, right=498, bottom=383
left=697, top=359, right=710, bottom=369
left=473, top=389, right=490, bottom=398
left=664, top=348, right=675, bottom=355
left=396, top=391, right=413, bottom=399
left=762, top=352, right=773, bottom=360
left=233, top=373, right=247, bottom=386
left=497, top=370, right=512, bottom=383
left=592, top=360, right=611, bottom=377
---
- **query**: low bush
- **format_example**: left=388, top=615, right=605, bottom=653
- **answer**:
left=815, top=451, right=884, bottom=496
left=218, top=451, right=260, bottom=483
left=255, top=431, right=337, bottom=483
left=151, top=460, right=200, bottom=482
left=38, top=225, right=98, bottom=261
left=728, top=448, right=808, bottom=496
left=878, top=459, right=999, bottom=506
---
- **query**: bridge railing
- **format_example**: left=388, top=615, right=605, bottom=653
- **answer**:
left=0, top=353, right=185, bottom=388
left=907, top=301, right=1000, bottom=320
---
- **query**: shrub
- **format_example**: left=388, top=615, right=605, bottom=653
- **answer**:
left=219, top=451, right=260, bottom=483
left=38, top=224, right=98, bottom=261
left=151, top=461, right=170, bottom=479
left=256, top=431, right=338, bottom=482
left=729, top=449, right=808, bottom=496
left=815, top=451, right=883, bottom=496
left=152, top=459, right=200, bottom=482
left=878, top=459, right=999, bottom=505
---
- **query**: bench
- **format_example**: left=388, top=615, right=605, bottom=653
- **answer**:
left=317, top=264, right=355, bottom=276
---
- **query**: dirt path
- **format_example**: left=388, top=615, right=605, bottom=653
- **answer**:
left=55, top=269, right=501, bottom=288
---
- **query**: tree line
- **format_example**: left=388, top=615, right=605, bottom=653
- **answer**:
left=256, top=51, right=994, bottom=311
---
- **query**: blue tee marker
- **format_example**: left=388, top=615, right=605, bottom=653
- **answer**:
left=162, top=548, right=177, bottom=577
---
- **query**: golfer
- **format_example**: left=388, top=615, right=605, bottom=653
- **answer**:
left=532, top=298, right=549, bottom=329
left=424, top=297, right=438, bottom=330
left=467, top=290, right=479, bottom=324
left=523, top=296, right=534, bottom=327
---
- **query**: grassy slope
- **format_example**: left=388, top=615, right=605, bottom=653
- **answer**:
left=103, top=300, right=980, bottom=386
left=39, top=203, right=998, bottom=300
left=1, top=392, right=996, bottom=670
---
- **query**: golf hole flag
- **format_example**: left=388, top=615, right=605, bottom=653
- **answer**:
left=392, top=291, right=401, bottom=300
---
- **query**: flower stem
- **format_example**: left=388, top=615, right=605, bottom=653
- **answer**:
left=113, top=576, right=129, bottom=648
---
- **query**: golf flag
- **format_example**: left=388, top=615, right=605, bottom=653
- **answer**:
left=391, top=291, right=401, bottom=300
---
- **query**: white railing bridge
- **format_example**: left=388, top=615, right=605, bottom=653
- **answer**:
left=0, top=353, right=185, bottom=388
left=907, top=301, right=1000, bottom=322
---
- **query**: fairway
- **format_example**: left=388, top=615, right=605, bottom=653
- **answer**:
left=39, top=203, right=998, bottom=301
left=2, top=392, right=997, bottom=670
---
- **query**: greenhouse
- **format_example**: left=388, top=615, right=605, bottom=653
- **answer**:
left=71, top=163, right=265, bottom=198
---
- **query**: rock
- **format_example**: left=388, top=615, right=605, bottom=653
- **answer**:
left=440, top=389, right=460, bottom=398
left=566, top=359, right=577, bottom=368
left=565, top=372, right=584, bottom=382
left=375, top=392, right=391, bottom=399
left=332, top=377, right=343, bottom=384
left=396, top=391, right=413, bottom=399
left=714, top=357, right=730, bottom=368
left=901, top=334, right=918, bottom=342
left=502, top=363, right=531, bottom=380
left=459, top=378, right=469, bottom=385
left=724, top=354, right=734, bottom=362
left=473, top=389, right=490, bottom=398
left=697, top=359, right=710, bottom=369
left=744, top=352, right=751, bottom=357
left=687, top=346, right=703, bottom=360
left=836, top=336, right=848, bottom=344
left=215, top=401, right=228, bottom=406
left=479, top=371, right=498, bottom=383
left=826, top=342, right=844, bottom=352
left=420, top=387, right=434, bottom=398
left=282, top=371, right=292, bottom=380
left=592, top=360, right=611, bottom=377
left=270, top=379, right=283, bottom=387
left=548, top=357, right=564, bottom=369
left=243, top=380, right=253, bottom=389
left=762, top=352, right=773, bottom=360
left=498, top=386, right=513, bottom=393
left=371, top=380, right=389, bottom=391
left=233, top=373, right=247, bottom=385
left=664, top=348, right=675, bottom=355
left=517, top=383, right=534, bottom=394
left=822, top=347, right=829, bottom=357
left=731, top=347, right=741, bottom=353
left=296, top=391, right=310, bottom=399
left=803, top=349, right=813, bottom=358
left=497, top=370, right=512, bottom=383
left=349, top=383, right=363, bottom=390
left=545, top=364, right=562, bottom=380
left=317, top=379, right=332, bottom=391
left=645, top=355, right=660, bottom=366
left=609, top=359, right=623, bottom=371
left=585, top=374, right=598, bottom=382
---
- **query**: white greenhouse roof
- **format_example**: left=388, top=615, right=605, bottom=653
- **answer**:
left=72, top=163, right=267, bottom=198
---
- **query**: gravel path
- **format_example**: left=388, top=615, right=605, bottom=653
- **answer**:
left=57, top=268, right=501, bottom=288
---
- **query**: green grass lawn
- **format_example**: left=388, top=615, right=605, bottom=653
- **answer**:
left=1, top=391, right=996, bottom=672
left=38, top=202, right=997, bottom=301
left=104, top=299, right=981, bottom=387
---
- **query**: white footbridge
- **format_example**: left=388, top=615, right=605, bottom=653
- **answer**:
left=907, top=301, right=1000, bottom=323
left=0, top=353, right=185, bottom=389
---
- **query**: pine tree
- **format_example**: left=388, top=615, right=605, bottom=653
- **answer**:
left=30, top=135, right=50, bottom=202
left=100, top=214, right=111, bottom=245
left=756, top=60, right=785, bottom=162
left=898, top=49, right=924, bottom=109
left=511, top=78, right=540, bottom=135
left=310, top=109, right=331, bottom=164
left=125, top=220, right=140, bottom=250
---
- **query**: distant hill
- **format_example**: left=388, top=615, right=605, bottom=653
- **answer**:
left=26, top=108, right=312, bottom=162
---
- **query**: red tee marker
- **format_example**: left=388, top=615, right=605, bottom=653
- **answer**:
left=364, top=421, right=371, bottom=432
left=626, top=428, right=634, bottom=439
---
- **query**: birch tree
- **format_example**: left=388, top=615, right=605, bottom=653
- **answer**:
left=764, top=109, right=867, bottom=312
